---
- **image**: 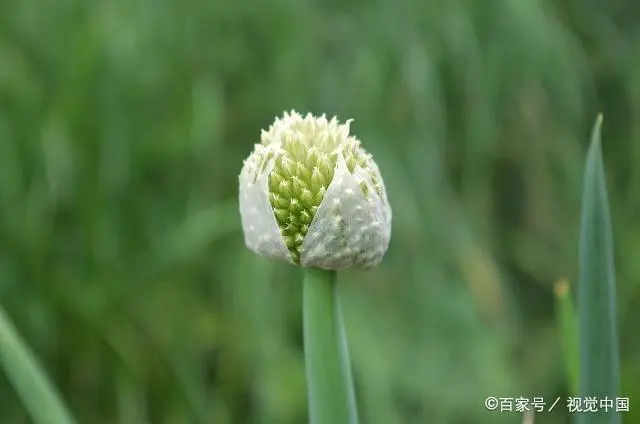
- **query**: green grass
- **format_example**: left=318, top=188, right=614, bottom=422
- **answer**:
left=0, top=303, right=77, bottom=424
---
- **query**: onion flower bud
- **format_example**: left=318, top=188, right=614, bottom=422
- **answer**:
left=239, top=110, right=392, bottom=270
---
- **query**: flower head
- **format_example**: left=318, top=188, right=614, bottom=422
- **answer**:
left=239, top=110, right=391, bottom=270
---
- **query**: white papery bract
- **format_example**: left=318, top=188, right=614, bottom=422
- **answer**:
left=239, top=110, right=392, bottom=270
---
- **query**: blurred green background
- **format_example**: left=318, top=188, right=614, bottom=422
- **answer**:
left=1, top=0, right=639, bottom=423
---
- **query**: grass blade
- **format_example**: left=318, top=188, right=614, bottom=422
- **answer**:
left=554, top=278, right=579, bottom=396
left=577, top=114, right=620, bottom=424
left=303, top=268, right=358, bottom=424
left=0, top=303, right=77, bottom=424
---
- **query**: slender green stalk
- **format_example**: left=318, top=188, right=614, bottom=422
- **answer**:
left=0, top=303, right=77, bottom=424
left=303, top=268, right=358, bottom=424
left=577, top=114, right=620, bottom=424
left=554, top=279, right=579, bottom=396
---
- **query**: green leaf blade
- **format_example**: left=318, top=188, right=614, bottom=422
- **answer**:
left=577, top=115, right=621, bottom=424
left=0, top=304, right=78, bottom=424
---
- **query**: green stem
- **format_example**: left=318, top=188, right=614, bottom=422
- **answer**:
left=554, top=279, right=579, bottom=396
left=303, top=268, right=358, bottom=424
left=0, top=303, right=77, bottom=424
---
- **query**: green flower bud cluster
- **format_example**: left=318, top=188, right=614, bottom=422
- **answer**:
left=239, top=110, right=391, bottom=270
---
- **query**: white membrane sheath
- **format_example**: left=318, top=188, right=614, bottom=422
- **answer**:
left=300, top=151, right=392, bottom=270
left=239, top=148, right=295, bottom=264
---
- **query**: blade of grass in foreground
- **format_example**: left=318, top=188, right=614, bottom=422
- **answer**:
left=303, top=268, right=358, bottom=424
left=554, top=278, right=579, bottom=396
left=0, top=303, right=77, bottom=424
left=577, top=114, right=620, bottom=424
